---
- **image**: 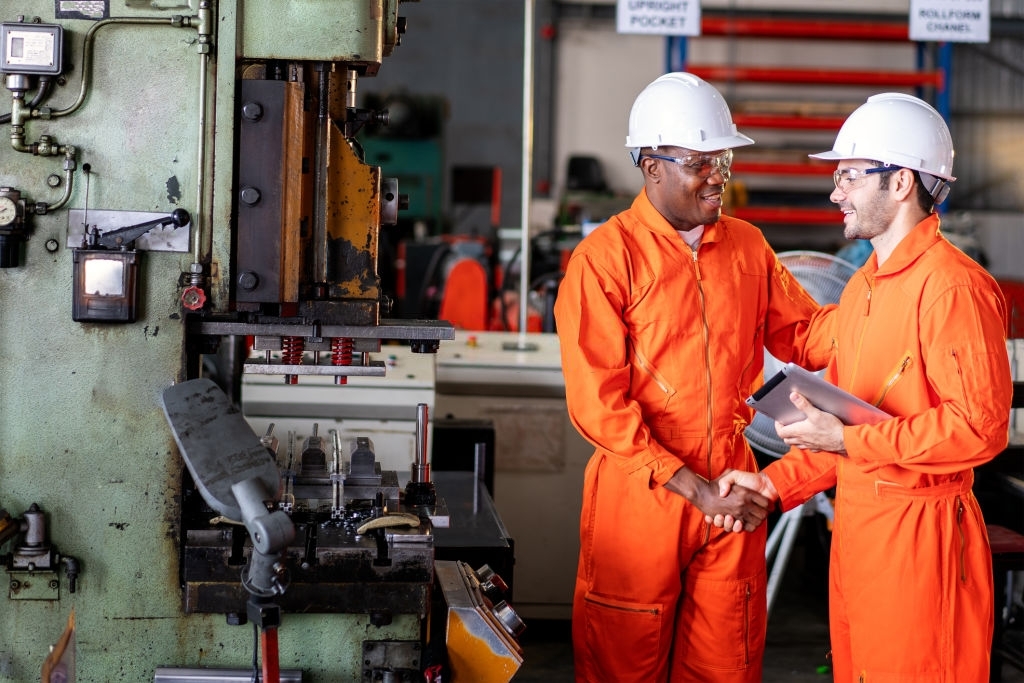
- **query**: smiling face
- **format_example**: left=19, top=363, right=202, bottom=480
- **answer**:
left=830, top=161, right=898, bottom=242
left=640, top=146, right=730, bottom=232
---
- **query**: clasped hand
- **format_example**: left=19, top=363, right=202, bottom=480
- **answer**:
left=704, top=391, right=845, bottom=532
left=698, top=474, right=772, bottom=533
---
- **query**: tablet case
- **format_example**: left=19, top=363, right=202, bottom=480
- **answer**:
left=746, top=363, right=892, bottom=426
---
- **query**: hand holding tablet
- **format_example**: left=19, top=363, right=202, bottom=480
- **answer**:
left=746, top=363, right=892, bottom=426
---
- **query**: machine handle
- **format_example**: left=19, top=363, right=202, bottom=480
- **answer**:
left=97, top=208, right=191, bottom=249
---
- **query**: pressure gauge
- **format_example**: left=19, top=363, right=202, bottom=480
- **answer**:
left=0, top=195, right=17, bottom=227
left=0, top=188, right=25, bottom=268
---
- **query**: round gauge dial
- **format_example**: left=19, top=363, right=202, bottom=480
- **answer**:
left=0, top=196, right=18, bottom=227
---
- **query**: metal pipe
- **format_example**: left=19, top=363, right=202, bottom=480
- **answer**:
left=518, top=0, right=536, bottom=340
left=413, top=403, right=430, bottom=484
left=192, top=0, right=214, bottom=265
left=43, top=16, right=197, bottom=120
left=41, top=149, right=78, bottom=212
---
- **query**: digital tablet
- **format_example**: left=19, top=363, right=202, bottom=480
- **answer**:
left=746, top=363, right=892, bottom=426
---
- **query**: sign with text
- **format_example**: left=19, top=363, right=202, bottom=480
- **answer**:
left=616, top=0, right=701, bottom=37
left=909, top=0, right=990, bottom=43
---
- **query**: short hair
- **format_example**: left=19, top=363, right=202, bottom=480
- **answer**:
left=870, top=161, right=936, bottom=213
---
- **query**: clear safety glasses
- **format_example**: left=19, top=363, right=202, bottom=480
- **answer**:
left=641, top=149, right=733, bottom=179
left=833, top=165, right=902, bottom=191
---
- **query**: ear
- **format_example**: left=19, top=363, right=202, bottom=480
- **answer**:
left=891, top=168, right=917, bottom=201
left=640, top=156, right=661, bottom=183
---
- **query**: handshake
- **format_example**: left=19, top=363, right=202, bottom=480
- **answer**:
left=702, top=469, right=779, bottom=533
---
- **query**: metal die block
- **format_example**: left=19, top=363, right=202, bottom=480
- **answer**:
left=361, top=640, right=422, bottom=683
left=182, top=521, right=435, bottom=616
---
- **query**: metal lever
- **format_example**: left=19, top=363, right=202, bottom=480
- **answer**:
left=96, top=208, right=191, bottom=249
left=160, top=378, right=295, bottom=595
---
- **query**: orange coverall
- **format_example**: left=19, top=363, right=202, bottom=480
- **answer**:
left=765, top=214, right=1012, bottom=682
left=554, top=189, right=833, bottom=683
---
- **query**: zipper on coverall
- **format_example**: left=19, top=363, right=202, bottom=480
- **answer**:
left=692, top=250, right=708, bottom=471
left=957, top=497, right=966, bottom=581
left=692, top=248, right=714, bottom=545
left=872, top=355, right=912, bottom=407
left=744, top=583, right=751, bottom=665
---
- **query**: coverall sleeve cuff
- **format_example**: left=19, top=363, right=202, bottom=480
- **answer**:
left=843, top=426, right=892, bottom=467
left=630, top=447, right=685, bottom=488
left=762, top=460, right=829, bottom=513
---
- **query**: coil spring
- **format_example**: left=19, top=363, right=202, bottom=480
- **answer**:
left=331, top=337, right=354, bottom=385
left=281, top=336, right=304, bottom=385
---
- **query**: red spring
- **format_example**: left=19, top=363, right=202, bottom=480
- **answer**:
left=281, top=336, right=304, bottom=385
left=331, top=337, right=354, bottom=385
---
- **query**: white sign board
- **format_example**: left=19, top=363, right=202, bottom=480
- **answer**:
left=909, top=0, right=990, bottom=43
left=617, top=0, right=702, bottom=37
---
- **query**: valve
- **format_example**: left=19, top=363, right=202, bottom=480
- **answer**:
left=181, top=285, right=207, bottom=311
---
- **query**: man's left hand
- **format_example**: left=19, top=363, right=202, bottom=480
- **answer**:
left=776, top=391, right=846, bottom=455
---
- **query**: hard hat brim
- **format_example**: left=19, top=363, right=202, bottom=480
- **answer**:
left=626, top=132, right=755, bottom=153
left=807, top=150, right=957, bottom=182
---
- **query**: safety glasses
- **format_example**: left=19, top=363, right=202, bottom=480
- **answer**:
left=641, top=149, right=733, bottom=178
left=833, top=165, right=902, bottom=191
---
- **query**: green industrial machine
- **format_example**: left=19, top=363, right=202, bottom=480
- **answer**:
left=0, top=1, right=521, bottom=681
left=360, top=91, right=447, bottom=234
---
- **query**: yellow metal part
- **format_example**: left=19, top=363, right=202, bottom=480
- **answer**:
left=323, top=115, right=381, bottom=301
left=446, top=607, right=524, bottom=683
left=435, top=561, right=524, bottom=683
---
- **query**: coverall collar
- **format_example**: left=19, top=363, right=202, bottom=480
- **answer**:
left=633, top=187, right=723, bottom=245
left=867, top=213, right=942, bottom=278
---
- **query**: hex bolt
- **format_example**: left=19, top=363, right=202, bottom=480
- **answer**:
left=238, top=271, right=259, bottom=291
left=239, top=186, right=261, bottom=205
left=241, top=102, right=263, bottom=121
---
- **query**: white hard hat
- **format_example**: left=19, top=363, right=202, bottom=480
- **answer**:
left=625, top=72, right=754, bottom=162
left=810, top=93, right=956, bottom=193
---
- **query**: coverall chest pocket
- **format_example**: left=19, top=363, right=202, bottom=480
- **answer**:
left=630, top=344, right=678, bottom=418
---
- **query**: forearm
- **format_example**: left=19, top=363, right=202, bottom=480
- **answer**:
left=762, top=453, right=836, bottom=512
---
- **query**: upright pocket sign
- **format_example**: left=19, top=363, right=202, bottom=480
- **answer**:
left=909, top=0, right=990, bottom=43
left=617, top=0, right=701, bottom=37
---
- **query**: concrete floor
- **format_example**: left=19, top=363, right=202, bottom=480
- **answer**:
left=510, top=522, right=1024, bottom=682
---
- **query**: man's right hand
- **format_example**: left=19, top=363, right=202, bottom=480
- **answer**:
left=705, top=469, right=779, bottom=531
left=664, top=466, right=771, bottom=533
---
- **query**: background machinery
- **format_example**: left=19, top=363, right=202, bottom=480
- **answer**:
left=0, top=1, right=522, bottom=681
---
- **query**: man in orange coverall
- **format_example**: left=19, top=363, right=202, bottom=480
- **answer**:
left=553, top=72, right=835, bottom=683
left=713, top=93, right=1013, bottom=682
